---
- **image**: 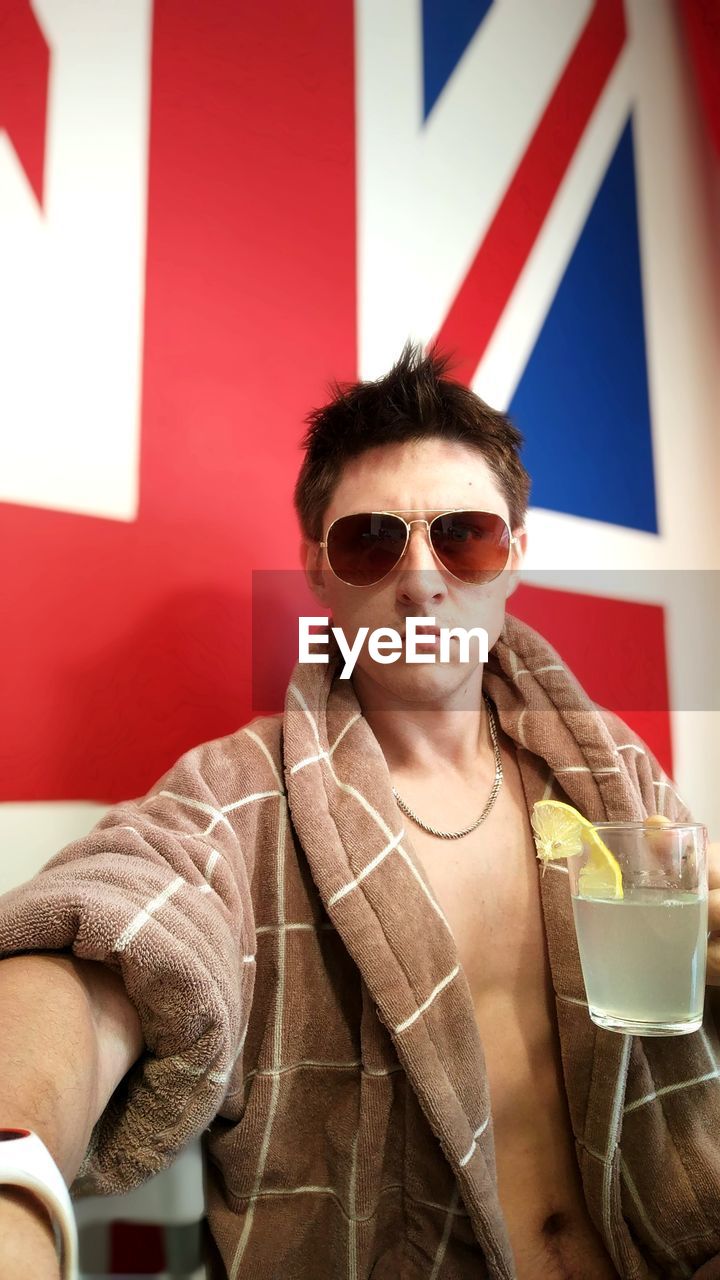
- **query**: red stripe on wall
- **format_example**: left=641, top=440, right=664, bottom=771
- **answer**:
left=0, top=0, right=357, bottom=801
left=510, top=585, right=673, bottom=776
left=0, top=0, right=49, bottom=206
left=679, top=0, right=720, bottom=160
left=434, top=0, right=626, bottom=386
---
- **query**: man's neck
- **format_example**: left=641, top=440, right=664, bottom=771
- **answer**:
left=351, top=665, right=491, bottom=777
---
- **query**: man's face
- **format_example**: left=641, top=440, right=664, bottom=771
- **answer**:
left=303, top=438, right=526, bottom=706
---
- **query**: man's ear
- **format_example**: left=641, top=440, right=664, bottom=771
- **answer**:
left=504, top=527, right=527, bottom=600
left=301, top=538, right=329, bottom=603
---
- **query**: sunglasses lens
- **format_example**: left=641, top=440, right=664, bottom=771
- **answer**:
left=326, top=513, right=408, bottom=586
left=430, top=511, right=511, bottom=583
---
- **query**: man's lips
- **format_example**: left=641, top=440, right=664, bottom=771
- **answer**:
left=398, top=625, right=446, bottom=640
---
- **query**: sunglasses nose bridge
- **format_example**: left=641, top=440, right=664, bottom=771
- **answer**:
left=403, top=518, right=431, bottom=553
left=403, top=518, right=435, bottom=562
left=396, top=518, right=447, bottom=583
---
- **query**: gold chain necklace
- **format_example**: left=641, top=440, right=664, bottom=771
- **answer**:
left=391, top=696, right=503, bottom=840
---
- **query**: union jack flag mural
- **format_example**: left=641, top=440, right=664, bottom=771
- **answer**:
left=0, top=2, right=719, bottom=1271
left=1, top=0, right=718, bottom=865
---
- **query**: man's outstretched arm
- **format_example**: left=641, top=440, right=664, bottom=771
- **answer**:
left=0, top=953, right=143, bottom=1278
left=0, top=729, right=267, bottom=1276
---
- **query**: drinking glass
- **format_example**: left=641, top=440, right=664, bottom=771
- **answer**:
left=568, top=822, right=708, bottom=1035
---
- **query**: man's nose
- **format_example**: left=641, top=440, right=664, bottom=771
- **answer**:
left=394, top=525, right=447, bottom=608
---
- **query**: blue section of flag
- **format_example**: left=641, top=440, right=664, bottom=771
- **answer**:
left=509, top=118, right=658, bottom=534
left=422, top=0, right=493, bottom=119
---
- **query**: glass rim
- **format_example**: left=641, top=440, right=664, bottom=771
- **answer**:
left=590, top=820, right=707, bottom=834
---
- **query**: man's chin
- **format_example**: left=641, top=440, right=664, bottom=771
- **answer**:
left=352, top=660, right=483, bottom=707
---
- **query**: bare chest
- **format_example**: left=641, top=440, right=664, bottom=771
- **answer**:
left=398, top=758, right=617, bottom=1277
left=405, top=781, right=545, bottom=1001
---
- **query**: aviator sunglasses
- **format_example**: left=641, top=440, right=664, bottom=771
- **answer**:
left=320, top=509, right=520, bottom=588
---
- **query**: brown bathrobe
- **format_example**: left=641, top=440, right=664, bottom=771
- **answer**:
left=1, top=614, right=719, bottom=1279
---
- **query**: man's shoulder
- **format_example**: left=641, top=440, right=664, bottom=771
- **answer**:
left=181, top=711, right=285, bottom=788
left=594, top=706, right=649, bottom=753
left=593, top=705, right=665, bottom=777
left=234, top=711, right=284, bottom=757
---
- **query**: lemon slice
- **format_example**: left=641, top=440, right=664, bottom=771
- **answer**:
left=531, top=799, right=623, bottom=899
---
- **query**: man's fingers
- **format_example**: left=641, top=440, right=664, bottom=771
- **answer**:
left=643, top=813, right=675, bottom=876
left=643, top=817, right=715, bottom=891
left=706, top=927, right=720, bottom=986
left=640, top=824, right=720, bottom=988
left=708, top=841, right=720, bottom=892
left=621, top=822, right=720, bottom=990
left=705, top=853, right=720, bottom=987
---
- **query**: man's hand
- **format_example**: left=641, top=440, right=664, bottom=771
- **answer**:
left=707, top=840, right=720, bottom=986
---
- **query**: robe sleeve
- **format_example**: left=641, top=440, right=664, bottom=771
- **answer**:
left=0, top=732, right=260, bottom=1195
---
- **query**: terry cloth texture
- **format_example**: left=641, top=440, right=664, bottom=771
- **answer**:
left=1, top=614, right=719, bottom=1280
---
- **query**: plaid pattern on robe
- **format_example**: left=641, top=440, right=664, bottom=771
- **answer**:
left=1, top=614, right=719, bottom=1279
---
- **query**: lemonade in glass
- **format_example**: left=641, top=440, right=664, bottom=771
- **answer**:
left=532, top=804, right=708, bottom=1035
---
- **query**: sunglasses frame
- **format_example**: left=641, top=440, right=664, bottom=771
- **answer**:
left=319, top=508, right=522, bottom=588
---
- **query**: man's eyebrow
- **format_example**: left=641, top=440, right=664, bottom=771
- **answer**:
left=347, top=506, right=468, bottom=514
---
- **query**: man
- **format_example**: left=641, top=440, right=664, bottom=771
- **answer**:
left=1, top=346, right=719, bottom=1279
